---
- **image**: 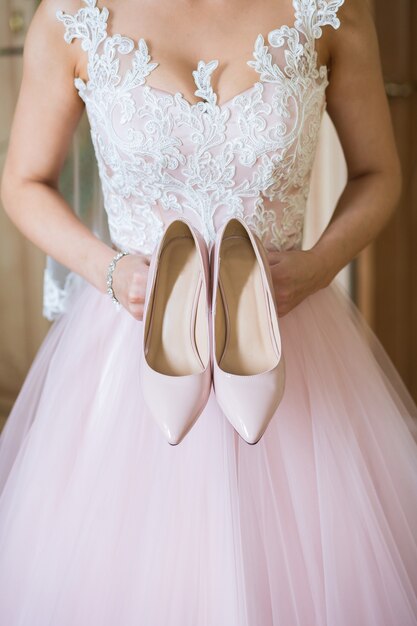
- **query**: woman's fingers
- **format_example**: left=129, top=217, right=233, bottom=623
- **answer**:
left=111, top=256, right=150, bottom=321
left=127, top=271, right=146, bottom=320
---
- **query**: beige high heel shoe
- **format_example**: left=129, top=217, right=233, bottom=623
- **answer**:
left=211, top=217, right=285, bottom=444
left=140, top=218, right=212, bottom=445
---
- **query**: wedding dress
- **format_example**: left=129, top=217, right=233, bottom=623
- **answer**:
left=0, top=1, right=417, bottom=624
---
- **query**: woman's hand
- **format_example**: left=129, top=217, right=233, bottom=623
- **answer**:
left=111, top=253, right=151, bottom=321
left=267, top=248, right=330, bottom=317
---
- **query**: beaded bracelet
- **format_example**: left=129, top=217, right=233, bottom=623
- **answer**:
left=106, top=250, right=129, bottom=308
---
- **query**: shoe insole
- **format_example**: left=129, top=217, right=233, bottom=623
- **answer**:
left=217, top=235, right=278, bottom=376
left=146, top=236, right=207, bottom=376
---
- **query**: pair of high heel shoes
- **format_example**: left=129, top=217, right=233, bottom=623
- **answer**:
left=140, top=217, right=285, bottom=445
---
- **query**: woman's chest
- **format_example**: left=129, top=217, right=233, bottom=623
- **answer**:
left=69, top=0, right=330, bottom=216
left=73, top=0, right=330, bottom=107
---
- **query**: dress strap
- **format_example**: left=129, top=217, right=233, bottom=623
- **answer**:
left=293, top=0, right=345, bottom=40
left=56, top=0, right=108, bottom=51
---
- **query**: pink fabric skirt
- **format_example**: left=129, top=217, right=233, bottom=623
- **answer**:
left=0, top=280, right=416, bottom=626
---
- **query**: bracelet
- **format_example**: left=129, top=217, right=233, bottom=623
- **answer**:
left=106, top=250, right=129, bottom=308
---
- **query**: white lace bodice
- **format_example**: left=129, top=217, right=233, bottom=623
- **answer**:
left=56, top=0, right=344, bottom=254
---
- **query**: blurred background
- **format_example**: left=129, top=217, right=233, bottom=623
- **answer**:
left=0, top=0, right=416, bottom=430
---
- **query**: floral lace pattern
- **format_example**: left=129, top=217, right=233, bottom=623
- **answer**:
left=56, top=0, right=344, bottom=253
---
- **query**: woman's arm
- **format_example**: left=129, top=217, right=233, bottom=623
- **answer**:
left=0, top=0, right=149, bottom=320
left=269, top=0, right=402, bottom=315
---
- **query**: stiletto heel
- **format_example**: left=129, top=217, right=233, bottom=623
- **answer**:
left=140, top=218, right=211, bottom=445
left=211, top=217, right=285, bottom=444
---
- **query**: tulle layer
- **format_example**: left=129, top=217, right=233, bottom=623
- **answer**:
left=0, top=280, right=416, bottom=626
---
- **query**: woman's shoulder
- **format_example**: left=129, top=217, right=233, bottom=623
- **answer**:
left=23, top=1, right=86, bottom=75
left=26, top=0, right=85, bottom=37
left=319, top=0, right=379, bottom=71
left=326, top=0, right=378, bottom=50
left=35, top=0, right=85, bottom=24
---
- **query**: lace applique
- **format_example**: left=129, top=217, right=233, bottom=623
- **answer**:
left=55, top=0, right=344, bottom=257
left=294, top=0, right=345, bottom=39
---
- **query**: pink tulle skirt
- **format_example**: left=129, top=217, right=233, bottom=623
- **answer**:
left=0, top=279, right=416, bottom=625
